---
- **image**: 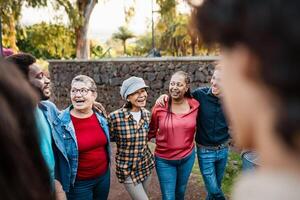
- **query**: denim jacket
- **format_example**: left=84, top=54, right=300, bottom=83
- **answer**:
left=39, top=100, right=60, bottom=128
left=52, top=106, right=111, bottom=192
left=37, top=100, right=60, bottom=184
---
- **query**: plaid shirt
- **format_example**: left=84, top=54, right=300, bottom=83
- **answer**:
left=108, top=107, right=155, bottom=184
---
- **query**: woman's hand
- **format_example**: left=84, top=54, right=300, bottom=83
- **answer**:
left=93, top=101, right=108, bottom=118
left=155, top=94, right=168, bottom=107
left=54, top=180, right=67, bottom=200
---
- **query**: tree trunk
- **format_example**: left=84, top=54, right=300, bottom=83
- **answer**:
left=173, top=39, right=178, bottom=56
left=181, top=42, right=187, bottom=56
left=75, top=0, right=97, bottom=59
left=188, top=18, right=198, bottom=56
left=123, top=40, right=126, bottom=55
left=8, top=16, right=18, bottom=52
left=75, top=26, right=90, bottom=59
left=189, top=34, right=197, bottom=56
left=191, top=44, right=195, bottom=56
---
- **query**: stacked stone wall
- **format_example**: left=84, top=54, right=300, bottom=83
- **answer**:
left=49, top=57, right=217, bottom=112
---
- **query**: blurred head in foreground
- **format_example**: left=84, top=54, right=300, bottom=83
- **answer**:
left=192, top=0, right=300, bottom=169
left=0, top=59, right=52, bottom=199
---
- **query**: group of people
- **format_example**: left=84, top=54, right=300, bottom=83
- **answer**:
left=1, top=51, right=230, bottom=200
left=1, top=50, right=229, bottom=200
left=1, top=0, right=300, bottom=200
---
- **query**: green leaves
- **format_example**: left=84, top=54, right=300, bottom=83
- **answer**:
left=17, top=23, right=76, bottom=59
left=112, top=26, right=135, bottom=42
left=54, top=0, right=82, bottom=28
left=112, top=26, right=135, bottom=55
left=0, top=0, right=48, bottom=51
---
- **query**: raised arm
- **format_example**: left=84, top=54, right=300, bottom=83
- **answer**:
left=93, top=101, right=108, bottom=118
left=155, top=94, right=168, bottom=107
left=148, top=105, right=159, bottom=141
left=107, top=114, right=116, bottom=142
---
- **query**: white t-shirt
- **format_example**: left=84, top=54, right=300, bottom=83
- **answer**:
left=130, top=111, right=141, bottom=123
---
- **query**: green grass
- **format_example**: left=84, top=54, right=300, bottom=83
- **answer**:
left=192, top=149, right=242, bottom=199
left=222, top=150, right=242, bottom=196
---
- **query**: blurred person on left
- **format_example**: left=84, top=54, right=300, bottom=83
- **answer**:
left=6, top=53, right=66, bottom=199
left=0, top=59, right=53, bottom=199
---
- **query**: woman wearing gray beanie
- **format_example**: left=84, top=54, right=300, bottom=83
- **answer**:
left=108, top=76, right=155, bottom=200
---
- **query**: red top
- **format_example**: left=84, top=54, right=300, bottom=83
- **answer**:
left=149, top=98, right=199, bottom=160
left=71, top=113, right=108, bottom=180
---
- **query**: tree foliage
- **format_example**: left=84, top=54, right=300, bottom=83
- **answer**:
left=55, top=0, right=98, bottom=59
left=90, top=40, right=104, bottom=59
left=150, top=0, right=218, bottom=56
left=124, top=0, right=136, bottom=24
left=0, top=0, right=47, bottom=51
left=112, top=26, right=135, bottom=55
left=17, top=22, right=76, bottom=59
left=133, top=33, right=153, bottom=56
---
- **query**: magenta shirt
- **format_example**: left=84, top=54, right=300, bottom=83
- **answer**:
left=149, top=98, right=199, bottom=160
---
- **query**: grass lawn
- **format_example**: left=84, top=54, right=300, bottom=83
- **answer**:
left=192, top=149, right=242, bottom=199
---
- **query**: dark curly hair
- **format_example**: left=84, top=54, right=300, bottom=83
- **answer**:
left=5, top=53, right=36, bottom=77
left=0, top=59, right=53, bottom=199
left=192, top=0, right=300, bottom=150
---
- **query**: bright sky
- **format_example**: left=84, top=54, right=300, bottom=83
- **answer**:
left=21, top=0, right=190, bottom=43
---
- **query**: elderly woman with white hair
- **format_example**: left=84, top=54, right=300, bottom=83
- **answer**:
left=108, top=76, right=155, bottom=200
left=53, top=75, right=111, bottom=200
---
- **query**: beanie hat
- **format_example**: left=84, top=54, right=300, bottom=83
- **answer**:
left=120, top=76, right=148, bottom=100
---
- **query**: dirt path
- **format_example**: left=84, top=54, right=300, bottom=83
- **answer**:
left=108, top=143, right=206, bottom=200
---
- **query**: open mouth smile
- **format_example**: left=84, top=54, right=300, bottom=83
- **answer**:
left=170, top=90, right=180, bottom=96
left=74, top=99, right=85, bottom=104
left=136, top=97, right=147, bottom=103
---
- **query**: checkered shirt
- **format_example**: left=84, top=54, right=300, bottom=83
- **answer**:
left=108, top=107, right=155, bottom=184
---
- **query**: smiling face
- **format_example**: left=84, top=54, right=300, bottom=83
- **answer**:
left=70, top=81, right=97, bottom=112
left=169, top=73, right=189, bottom=101
left=211, top=69, right=221, bottom=96
left=127, top=88, right=148, bottom=110
left=28, top=64, right=51, bottom=100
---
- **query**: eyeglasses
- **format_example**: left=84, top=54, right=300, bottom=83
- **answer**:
left=70, top=88, right=94, bottom=96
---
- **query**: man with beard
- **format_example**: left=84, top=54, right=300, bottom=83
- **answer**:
left=6, top=53, right=66, bottom=199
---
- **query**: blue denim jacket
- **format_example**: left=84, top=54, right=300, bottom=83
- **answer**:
left=39, top=100, right=60, bottom=125
left=36, top=100, right=60, bottom=187
left=52, top=106, right=111, bottom=192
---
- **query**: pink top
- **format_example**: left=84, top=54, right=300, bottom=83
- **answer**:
left=149, top=98, right=199, bottom=160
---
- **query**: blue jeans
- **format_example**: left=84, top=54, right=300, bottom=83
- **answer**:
left=197, top=146, right=228, bottom=200
left=155, top=150, right=195, bottom=200
left=67, top=169, right=110, bottom=200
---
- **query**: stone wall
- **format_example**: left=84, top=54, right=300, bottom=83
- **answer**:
left=49, top=56, right=218, bottom=112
